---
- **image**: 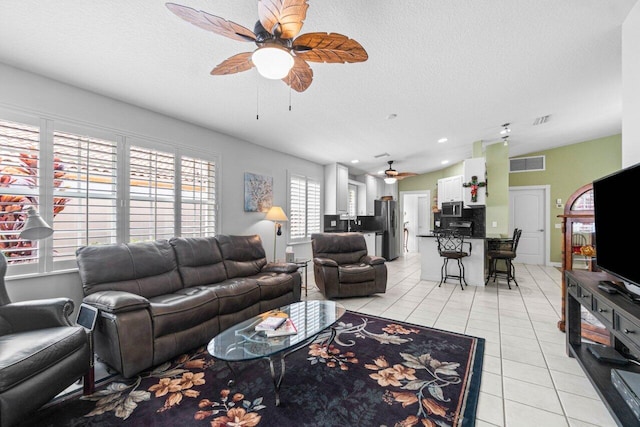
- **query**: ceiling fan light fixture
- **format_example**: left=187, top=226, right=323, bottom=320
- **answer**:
left=252, top=45, right=294, bottom=79
left=384, top=177, right=397, bottom=184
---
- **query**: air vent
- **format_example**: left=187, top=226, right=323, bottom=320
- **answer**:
left=374, top=152, right=390, bottom=158
left=533, top=115, right=551, bottom=126
left=510, top=155, right=545, bottom=172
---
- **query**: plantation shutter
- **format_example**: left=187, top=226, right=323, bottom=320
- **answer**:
left=0, top=119, right=41, bottom=265
left=289, top=175, right=306, bottom=241
left=289, top=175, right=321, bottom=242
left=129, top=146, right=175, bottom=242
left=180, top=155, right=216, bottom=237
left=52, top=131, right=118, bottom=265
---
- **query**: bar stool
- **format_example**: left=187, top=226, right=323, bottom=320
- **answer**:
left=436, top=231, right=472, bottom=290
left=485, top=228, right=522, bottom=289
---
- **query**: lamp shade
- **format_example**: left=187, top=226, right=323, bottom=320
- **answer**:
left=265, top=206, right=288, bottom=222
left=19, top=207, right=54, bottom=240
left=252, top=46, right=294, bottom=79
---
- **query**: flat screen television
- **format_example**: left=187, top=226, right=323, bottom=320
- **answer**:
left=593, top=162, right=640, bottom=295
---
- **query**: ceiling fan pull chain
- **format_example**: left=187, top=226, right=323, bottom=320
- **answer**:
left=289, top=84, right=292, bottom=112
left=256, top=74, right=260, bottom=120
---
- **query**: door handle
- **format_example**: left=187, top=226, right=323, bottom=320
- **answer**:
left=537, top=229, right=544, bottom=232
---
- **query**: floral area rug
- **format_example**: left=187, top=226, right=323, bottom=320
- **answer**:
left=20, top=311, right=484, bottom=427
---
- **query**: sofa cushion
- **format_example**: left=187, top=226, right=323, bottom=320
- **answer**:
left=248, top=273, right=295, bottom=301
left=148, top=288, right=219, bottom=338
left=0, top=326, right=88, bottom=392
left=217, top=235, right=268, bottom=279
left=338, top=264, right=376, bottom=283
left=77, top=240, right=182, bottom=298
left=169, top=237, right=228, bottom=287
left=209, top=279, right=262, bottom=315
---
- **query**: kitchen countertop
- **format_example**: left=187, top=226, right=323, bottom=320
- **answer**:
left=323, top=229, right=383, bottom=234
left=417, top=233, right=487, bottom=239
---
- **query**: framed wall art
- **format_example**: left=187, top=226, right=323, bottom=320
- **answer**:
left=244, top=172, right=273, bottom=212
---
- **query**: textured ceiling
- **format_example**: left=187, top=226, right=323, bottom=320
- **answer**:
left=0, top=1, right=636, bottom=176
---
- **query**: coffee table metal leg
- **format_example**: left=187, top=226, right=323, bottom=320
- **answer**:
left=225, top=361, right=237, bottom=387
left=268, top=355, right=286, bottom=406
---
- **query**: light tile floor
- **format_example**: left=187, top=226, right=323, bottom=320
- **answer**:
left=302, top=252, right=618, bottom=427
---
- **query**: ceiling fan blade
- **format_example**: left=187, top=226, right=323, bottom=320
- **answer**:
left=292, top=32, right=368, bottom=63
left=282, top=56, right=313, bottom=92
left=258, top=0, right=308, bottom=39
left=211, top=52, right=255, bottom=75
left=396, top=173, right=418, bottom=180
left=166, top=3, right=256, bottom=42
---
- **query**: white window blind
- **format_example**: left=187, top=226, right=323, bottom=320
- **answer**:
left=180, top=155, right=216, bottom=237
left=289, top=174, right=320, bottom=242
left=52, top=131, right=118, bottom=264
left=0, top=119, right=41, bottom=265
left=129, top=146, right=175, bottom=242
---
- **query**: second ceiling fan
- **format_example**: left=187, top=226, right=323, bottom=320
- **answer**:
left=383, top=161, right=417, bottom=183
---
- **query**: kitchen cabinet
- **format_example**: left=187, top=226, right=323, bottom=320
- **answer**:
left=324, top=163, right=349, bottom=215
left=463, top=158, right=486, bottom=206
left=363, top=232, right=375, bottom=256
left=437, top=175, right=463, bottom=209
left=363, top=174, right=380, bottom=215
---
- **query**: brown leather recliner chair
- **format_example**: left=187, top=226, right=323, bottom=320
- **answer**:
left=311, top=233, right=387, bottom=299
left=0, top=255, right=91, bottom=427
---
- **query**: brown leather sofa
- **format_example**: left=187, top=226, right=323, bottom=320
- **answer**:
left=0, top=255, right=91, bottom=427
left=312, top=233, right=387, bottom=299
left=76, top=234, right=301, bottom=378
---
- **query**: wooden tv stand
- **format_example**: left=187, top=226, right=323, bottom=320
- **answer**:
left=566, top=270, right=640, bottom=426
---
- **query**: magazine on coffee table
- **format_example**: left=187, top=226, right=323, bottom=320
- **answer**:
left=265, top=318, right=298, bottom=337
left=255, top=316, right=287, bottom=331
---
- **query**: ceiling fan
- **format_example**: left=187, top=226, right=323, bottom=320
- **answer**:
left=165, top=0, right=368, bottom=92
left=383, top=161, right=417, bottom=183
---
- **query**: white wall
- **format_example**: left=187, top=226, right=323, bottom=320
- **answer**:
left=623, top=2, right=640, bottom=167
left=0, top=62, right=323, bottom=305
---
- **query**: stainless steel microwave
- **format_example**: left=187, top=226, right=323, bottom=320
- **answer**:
left=441, top=201, right=463, bottom=217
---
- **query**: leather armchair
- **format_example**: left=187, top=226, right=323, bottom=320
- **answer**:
left=0, top=255, right=91, bottom=427
left=311, top=233, right=387, bottom=299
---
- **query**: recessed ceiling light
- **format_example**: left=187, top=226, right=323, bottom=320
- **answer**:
left=386, top=114, right=398, bottom=120
left=441, top=160, right=449, bottom=165
left=438, top=138, right=448, bottom=143
left=351, top=159, right=359, bottom=164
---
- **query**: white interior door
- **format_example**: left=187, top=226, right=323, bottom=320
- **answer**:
left=417, top=196, right=430, bottom=235
left=509, top=188, right=546, bottom=265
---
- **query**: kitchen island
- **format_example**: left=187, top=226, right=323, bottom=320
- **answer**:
left=418, top=235, right=487, bottom=286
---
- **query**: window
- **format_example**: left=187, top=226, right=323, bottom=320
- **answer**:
left=0, top=119, right=41, bottom=266
left=289, top=174, right=320, bottom=242
left=180, top=155, right=216, bottom=237
left=52, top=131, right=118, bottom=267
left=129, top=146, right=175, bottom=242
left=1, top=114, right=218, bottom=276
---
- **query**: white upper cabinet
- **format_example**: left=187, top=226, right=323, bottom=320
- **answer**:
left=463, top=158, right=487, bottom=206
left=437, top=175, right=463, bottom=209
left=324, top=163, right=349, bottom=214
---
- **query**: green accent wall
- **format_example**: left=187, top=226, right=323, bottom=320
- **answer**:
left=399, top=133, right=622, bottom=265
left=510, top=134, right=621, bottom=263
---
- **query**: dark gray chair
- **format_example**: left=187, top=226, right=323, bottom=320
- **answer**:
left=485, top=228, right=523, bottom=289
left=0, top=255, right=92, bottom=427
left=436, top=230, right=472, bottom=290
left=311, top=233, right=387, bottom=299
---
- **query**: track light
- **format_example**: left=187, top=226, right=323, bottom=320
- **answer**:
left=503, top=136, right=509, bottom=146
left=500, top=123, right=511, bottom=135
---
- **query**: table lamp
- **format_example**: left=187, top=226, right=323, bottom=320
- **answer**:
left=265, top=206, right=288, bottom=262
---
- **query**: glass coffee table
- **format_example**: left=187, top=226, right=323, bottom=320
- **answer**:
left=208, top=300, right=345, bottom=406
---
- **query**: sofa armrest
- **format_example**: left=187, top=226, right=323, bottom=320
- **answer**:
left=84, top=291, right=150, bottom=314
left=262, top=262, right=299, bottom=274
left=361, top=255, right=386, bottom=265
left=313, top=257, right=338, bottom=267
left=0, top=298, right=74, bottom=332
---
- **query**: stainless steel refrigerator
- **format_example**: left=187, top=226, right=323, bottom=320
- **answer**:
left=375, top=199, right=399, bottom=261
